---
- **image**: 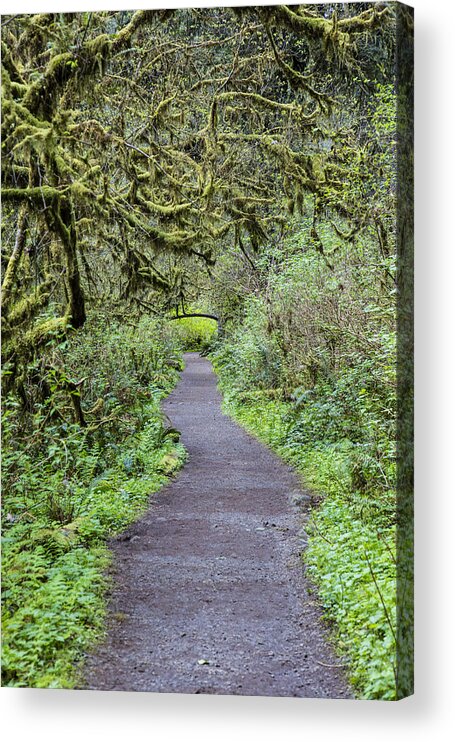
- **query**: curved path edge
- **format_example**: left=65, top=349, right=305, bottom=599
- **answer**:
left=82, top=353, right=351, bottom=698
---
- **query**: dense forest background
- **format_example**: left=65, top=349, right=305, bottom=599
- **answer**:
left=1, top=3, right=413, bottom=699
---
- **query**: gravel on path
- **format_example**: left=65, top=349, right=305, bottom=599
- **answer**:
left=82, top=353, right=351, bottom=698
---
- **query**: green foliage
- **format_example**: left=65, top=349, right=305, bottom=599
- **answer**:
left=213, top=376, right=397, bottom=699
left=1, top=313, right=185, bottom=688
left=305, top=496, right=396, bottom=700
left=64, top=312, right=183, bottom=404
left=171, top=314, right=218, bottom=353
left=210, top=212, right=398, bottom=699
left=211, top=296, right=283, bottom=391
left=2, top=546, right=109, bottom=688
left=2, top=5, right=396, bottom=390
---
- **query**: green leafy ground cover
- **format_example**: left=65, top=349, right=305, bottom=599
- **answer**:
left=210, top=279, right=398, bottom=699
left=1, top=315, right=185, bottom=688
left=213, top=373, right=397, bottom=699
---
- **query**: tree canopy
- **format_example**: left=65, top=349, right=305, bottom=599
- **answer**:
left=2, top=4, right=397, bottom=390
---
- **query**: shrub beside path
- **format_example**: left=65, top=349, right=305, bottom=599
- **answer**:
left=83, top=353, right=351, bottom=697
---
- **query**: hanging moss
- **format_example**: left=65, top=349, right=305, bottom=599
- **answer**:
left=264, top=24, right=334, bottom=112
left=151, top=93, right=177, bottom=123
left=1, top=41, right=25, bottom=85
left=23, top=53, right=75, bottom=116
left=202, top=174, right=215, bottom=202
left=2, top=5, right=396, bottom=396
left=69, top=119, right=111, bottom=144
left=16, top=13, right=56, bottom=58
left=84, top=33, right=111, bottom=75
left=110, top=10, right=155, bottom=53
left=295, top=190, right=304, bottom=215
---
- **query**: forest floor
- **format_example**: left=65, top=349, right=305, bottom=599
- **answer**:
left=82, top=353, right=351, bottom=697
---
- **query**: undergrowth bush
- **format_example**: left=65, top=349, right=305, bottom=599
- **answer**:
left=170, top=313, right=218, bottom=352
left=1, top=313, right=185, bottom=688
left=213, top=373, right=397, bottom=700
left=210, top=237, right=398, bottom=699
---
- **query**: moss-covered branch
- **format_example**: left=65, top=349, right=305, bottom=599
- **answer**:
left=1, top=205, right=28, bottom=311
left=22, top=10, right=155, bottom=117
left=263, top=24, right=334, bottom=111
left=213, top=91, right=317, bottom=126
left=2, top=186, right=64, bottom=203
left=265, top=4, right=391, bottom=45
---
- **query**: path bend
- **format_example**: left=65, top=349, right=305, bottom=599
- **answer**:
left=83, top=353, right=351, bottom=697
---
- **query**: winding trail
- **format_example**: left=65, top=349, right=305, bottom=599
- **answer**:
left=83, top=353, right=351, bottom=697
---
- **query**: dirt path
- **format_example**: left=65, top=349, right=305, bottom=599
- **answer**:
left=83, top=353, right=351, bottom=697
